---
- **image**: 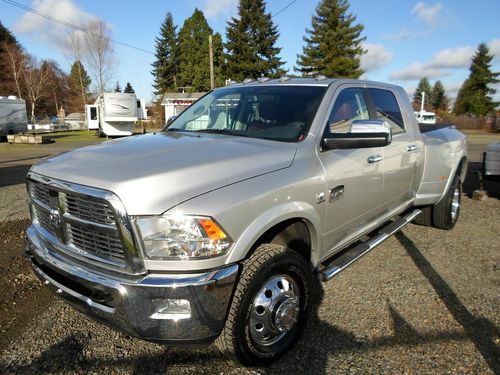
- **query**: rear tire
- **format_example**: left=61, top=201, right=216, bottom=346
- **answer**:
left=432, top=175, right=461, bottom=230
left=215, top=244, right=313, bottom=366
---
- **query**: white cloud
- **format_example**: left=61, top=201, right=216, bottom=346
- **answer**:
left=489, top=39, right=500, bottom=62
left=13, top=0, right=98, bottom=48
left=202, top=0, right=238, bottom=19
left=390, top=62, right=447, bottom=81
left=443, top=82, right=463, bottom=98
left=390, top=45, right=480, bottom=81
left=360, top=43, right=393, bottom=72
left=429, top=46, right=475, bottom=68
left=411, top=2, right=443, bottom=26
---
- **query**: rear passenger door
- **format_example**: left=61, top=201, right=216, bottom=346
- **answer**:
left=366, top=87, right=421, bottom=213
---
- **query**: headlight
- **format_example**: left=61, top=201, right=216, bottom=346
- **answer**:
left=134, top=214, right=232, bottom=260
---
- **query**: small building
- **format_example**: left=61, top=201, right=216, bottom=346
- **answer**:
left=161, top=92, right=205, bottom=121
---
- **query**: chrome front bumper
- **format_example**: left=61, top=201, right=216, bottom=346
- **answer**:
left=25, top=225, right=239, bottom=345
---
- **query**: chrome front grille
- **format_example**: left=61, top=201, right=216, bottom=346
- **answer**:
left=28, top=176, right=132, bottom=270
left=65, top=194, right=116, bottom=226
left=33, top=204, right=57, bottom=234
left=68, top=224, right=125, bottom=261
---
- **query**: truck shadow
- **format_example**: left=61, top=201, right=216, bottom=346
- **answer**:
left=0, top=164, right=31, bottom=187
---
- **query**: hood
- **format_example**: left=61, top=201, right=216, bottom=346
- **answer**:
left=31, top=132, right=297, bottom=214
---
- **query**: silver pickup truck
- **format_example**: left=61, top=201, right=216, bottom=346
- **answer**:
left=25, top=78, right=467, bottom=365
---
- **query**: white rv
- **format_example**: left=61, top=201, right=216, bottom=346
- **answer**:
left=0, top=96, right=28, bottom=137
left=415, top=110, right=437, bottom=125
left=85, top=93, right=138, bottom=136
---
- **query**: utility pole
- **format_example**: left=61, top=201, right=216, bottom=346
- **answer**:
left=209, top=35, right=214, bottom=90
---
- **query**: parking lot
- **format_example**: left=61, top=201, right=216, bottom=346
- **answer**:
left=0, top=130, right=499, bottom=374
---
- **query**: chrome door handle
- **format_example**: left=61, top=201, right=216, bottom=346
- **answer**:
left=407, top=144, right=417, bottom=152
left=367, top=155, right=383, bottom=164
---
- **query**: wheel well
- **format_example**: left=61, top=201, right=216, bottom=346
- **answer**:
left=457, top=156, right=467, bottom=182
left=249, top=219, right=312, bottom=262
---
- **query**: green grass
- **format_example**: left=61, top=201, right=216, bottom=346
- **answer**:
left=40, top=130, right=105, bottom=143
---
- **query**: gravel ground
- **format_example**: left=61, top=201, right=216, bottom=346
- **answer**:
left=0, top=131, right=499, bottom=374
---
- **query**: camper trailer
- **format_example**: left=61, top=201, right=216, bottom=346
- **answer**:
left=0, top=96, right=28, bottom=137
left=85, top=93, right=138, bottom=136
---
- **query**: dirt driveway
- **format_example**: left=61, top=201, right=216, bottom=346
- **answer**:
left=0, top=130, right=499, bottom=374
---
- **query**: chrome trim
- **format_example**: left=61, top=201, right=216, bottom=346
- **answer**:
left=320, top=209, right=421, bottom=281
left=26, top=226, right=239, bottom=344
left=27, top=171, right=145, bottom=275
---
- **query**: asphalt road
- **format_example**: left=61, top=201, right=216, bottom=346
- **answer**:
left=0, top=130, right=499, bottom=374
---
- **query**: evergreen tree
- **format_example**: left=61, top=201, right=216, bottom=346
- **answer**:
left=177, top=9, right=214, bottom=91
left=296, top=0, right=365, bottom=78
left=454, top=43, right=499, bottom=116
left=68, top=60, right=91, bottom=108
left=114, top=81, right=121, bottom=92
left=413, top=77, right=432, bottom=110
left=123, top=82, right=135, bottom=93
left=212, top=32, right=226, bottom=87
left=151, top=12, right=178, bottom=94
left=225, top=0, right=285, bottom=81
left=431, top=80, right=447, bottom=111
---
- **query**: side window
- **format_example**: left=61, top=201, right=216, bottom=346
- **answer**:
left=326, top=88, right=369, bottom=134
left=90, top=107, right=97, bottom=120
left=368, top=88, right=405, bottom=132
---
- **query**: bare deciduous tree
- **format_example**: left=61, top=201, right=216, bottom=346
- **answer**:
left=65, top=31, right=89, bottom=105
left=84, top=20, right=115, bottom=94
left=2, top=42, right=25, bottom=99
left=23, top=55, right=50, bottom=123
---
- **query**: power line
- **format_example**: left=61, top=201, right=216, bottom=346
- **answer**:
left=1, top=0, right=155, bottom=55
left=272, top=0, right=297, bottom=18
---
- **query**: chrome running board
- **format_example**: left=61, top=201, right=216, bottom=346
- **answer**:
left=319, top=209, right=421, bottom=282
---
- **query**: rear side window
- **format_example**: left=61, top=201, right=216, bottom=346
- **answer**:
left=368, top=88, right=405, bottom=132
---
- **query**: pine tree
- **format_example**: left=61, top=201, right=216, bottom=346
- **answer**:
left=431, top=80, right=447, bottom=111
left=68, top=60, right=91, bottom=108
left=296, top=0, right=365, bottom=78
left=413, top=77, right=432, bottom=110
left=123, top=82, right=135, bottom=93
left=212, top=32, right=226, bottom=87
left=225, top=0, right=285, bottom=81
left=177, top=9, right=215, bottom=91
left=114, top=81, right=121, bottom=92
left=454, top=43, right=499, bottom=116
left=151, top=12, right=178, bottom=94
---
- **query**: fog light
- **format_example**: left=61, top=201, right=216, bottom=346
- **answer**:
left=151, top=298, right=191, bottom=320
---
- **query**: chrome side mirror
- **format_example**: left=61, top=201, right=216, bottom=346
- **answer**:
left=323, top=120, right=392, bottom=150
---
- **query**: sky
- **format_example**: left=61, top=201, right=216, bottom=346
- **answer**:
left=1, top=0, right=500, bottom=104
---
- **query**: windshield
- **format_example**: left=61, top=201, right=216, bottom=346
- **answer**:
left=165, top=85, right=326, bottom=142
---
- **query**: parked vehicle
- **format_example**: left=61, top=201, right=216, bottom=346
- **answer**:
left=483, top=142, right=500, bottom=181
left=0, top=96, right=28, bottom=137
left=415, top=110, right=436, bottom=125
left=25, top=78, right=467, bottom=365
left=85, top=93, right=139, bottom=136
left=415, top=91, right=436, bottom=125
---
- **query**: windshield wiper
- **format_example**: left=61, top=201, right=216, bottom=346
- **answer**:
left=193, top=129, right=251, bottom=137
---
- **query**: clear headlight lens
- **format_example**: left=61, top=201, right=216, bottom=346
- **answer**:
left=134, top=214, right=232, bottom=260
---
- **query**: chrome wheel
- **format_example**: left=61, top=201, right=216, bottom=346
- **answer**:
left=451, top=185, right=460, bottom=222
left=249, top=274, right=300, bottom=347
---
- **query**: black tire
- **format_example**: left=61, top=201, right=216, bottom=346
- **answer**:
left=432, top=175, right=461, bottom=230
left=413, top=205, right=432, bottom=226
left=215, top=244, right=313, bottom=366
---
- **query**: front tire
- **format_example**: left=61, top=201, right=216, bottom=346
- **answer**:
left=215, top=244, right=313, bottom=366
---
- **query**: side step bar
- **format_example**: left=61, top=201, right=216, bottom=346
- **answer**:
left=319, top=209, right=421, bottom=282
